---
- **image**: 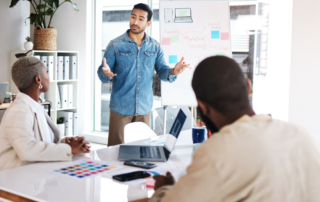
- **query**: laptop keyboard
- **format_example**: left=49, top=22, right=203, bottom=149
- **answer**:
left=175, top=17, right=192, bottom=22
left=140, top=147, right=161, bottom=159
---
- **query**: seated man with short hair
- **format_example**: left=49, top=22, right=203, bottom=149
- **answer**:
left=150, top=56, right=320, bottom=202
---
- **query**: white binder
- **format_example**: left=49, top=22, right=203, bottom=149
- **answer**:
left=56, top=86, right=61, bottom=109
left=69, top=56, right=77, bottom=80
left=73, top=112, right=78, bottom=136
left=63, top=56, right=70, bottom=80
left=59, top=84, right=69, bottom=109
left=34, top=55, right=40, bottom=60
left=57, top=56, right=64, bottom=80
left=40, top=56, right=47, bottom=73
left=68, top=84, right=73, bottom=108
left=58, top=112, right=73, bottom=137
left=48, top=56, right=54, bottom=81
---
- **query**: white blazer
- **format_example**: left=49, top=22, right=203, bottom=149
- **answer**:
left=0, top=93, right=72, bottom=171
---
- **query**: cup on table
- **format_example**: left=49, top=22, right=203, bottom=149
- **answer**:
left=192, top=126, right=207, bottom=144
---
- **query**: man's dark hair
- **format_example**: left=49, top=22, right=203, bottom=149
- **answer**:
left=192, top=56, right=250, bottom=119
left=132, top=3, right=153, bottom=21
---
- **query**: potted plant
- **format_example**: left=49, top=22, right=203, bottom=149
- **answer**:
left=9, top=0, right=79, bottom=51
left=57, top=117, right=65, bottom=137
left=24, top=36, right=33, bottom=51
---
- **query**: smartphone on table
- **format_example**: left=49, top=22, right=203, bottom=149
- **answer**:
left=124, top=160, right=157, bottom=169
left=113, top=171, right=151, bottom=182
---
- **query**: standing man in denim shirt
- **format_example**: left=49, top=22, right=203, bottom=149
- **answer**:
left=97, top=3, right=189, bottom=146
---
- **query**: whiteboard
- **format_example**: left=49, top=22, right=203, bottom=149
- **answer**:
left=160, top=0, right=232, bottom=106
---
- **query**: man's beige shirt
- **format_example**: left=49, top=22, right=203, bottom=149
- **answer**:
left=150, top=114, right=320, bottom=202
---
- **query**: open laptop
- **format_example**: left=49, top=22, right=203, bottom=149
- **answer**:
left=174, top=8, right=193, bottom=23
left=0, top=83, right=8, bottom=105
left=118, top=109, right=187, bottom=162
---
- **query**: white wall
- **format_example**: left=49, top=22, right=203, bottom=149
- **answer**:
left=288, top=0, right=320, bottom=133
left=252, top=0, right=293, bottom=121
left=0, top=0, right=30, bottom=90
left=45, top=0, right=93, bottom=134
left=0, top=1, right=30, bottom=121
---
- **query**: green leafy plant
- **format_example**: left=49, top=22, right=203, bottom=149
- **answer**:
left=9, top=0, right=79, bottom=28
left=25, top=36, right=31, bottom=42
left=57, top=117, right=65, bottom=124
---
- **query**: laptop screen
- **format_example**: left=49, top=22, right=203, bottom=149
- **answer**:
left=0, top=83, right=8, bottom=104
left=164, top=109, right=187, bottom=153
left=175, top=8, right=191, bottom=17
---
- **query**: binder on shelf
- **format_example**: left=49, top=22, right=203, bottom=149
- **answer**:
left=72, top=112, right=78, bottom=136
left=58, top=111, right=73, bottom=137
left=34, top=55, right=40, bottom=60
left=40, top=56, right=48, bottom=73
left=57, top=56, right=64, bottom=80
left=68, top=84, right=73, bottom=108
left=63, top=56, right=70, bottom=80
left=69, top=56, right=77, bottom=80
left=48, top=56, right=54, bottom=81
left=56, top=86, right=61, bottom=109
left=59, top=84, right=69, bottom=109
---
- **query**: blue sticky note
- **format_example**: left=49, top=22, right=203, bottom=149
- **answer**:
left=211, top=31, right=220, bottom=39
left=169, top=55, right=178, bottom=64
left=69, top=174, right=76, bottom=176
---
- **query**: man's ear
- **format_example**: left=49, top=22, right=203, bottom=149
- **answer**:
left=147, top=20, right=152, bottom=27
left=246, top=78, right=252, bottom=95
left=197, top=99, right=209, bottom=116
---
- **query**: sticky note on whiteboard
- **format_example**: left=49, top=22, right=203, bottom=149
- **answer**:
left=221, top=32, right=230, bottom=40
left=171, top=35, right=180, bottom=43
left=162, top=38, right=171, bottom=45
left=211, top=30, right=220, bottom=39
left=169, top=55, right=178, bottom=64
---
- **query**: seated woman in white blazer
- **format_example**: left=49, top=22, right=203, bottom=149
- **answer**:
left=0, top=57, right=90, bottom=171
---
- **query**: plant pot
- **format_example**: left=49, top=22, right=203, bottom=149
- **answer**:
left=24, top=41, right=33, bottom=51
left=57, top=123, right=65, bottom=137
left=33, top=25, right=57, bottom=51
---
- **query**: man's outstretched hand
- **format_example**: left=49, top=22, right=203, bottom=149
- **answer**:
left=102, top=58, right=117, bottom=77
left=172, top=57, right=190, bottom=75
left=153, top=172, right=175, bottom=190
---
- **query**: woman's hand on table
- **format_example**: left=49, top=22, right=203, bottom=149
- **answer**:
left=65, top=136, right=91, bottom=154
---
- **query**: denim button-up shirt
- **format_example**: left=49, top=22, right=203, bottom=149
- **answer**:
left=97, top=30, right=177, bottom=116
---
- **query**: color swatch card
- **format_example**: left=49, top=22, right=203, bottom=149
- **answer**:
left=51, top=160, right=120, bottom=180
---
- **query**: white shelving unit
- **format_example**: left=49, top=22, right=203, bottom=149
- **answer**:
left=10, top=50, right=79, bottom=125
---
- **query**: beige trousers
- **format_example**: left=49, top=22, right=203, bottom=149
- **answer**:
left=108, top=110, right=151, bottom=146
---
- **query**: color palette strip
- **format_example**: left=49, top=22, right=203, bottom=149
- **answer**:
left=52, top=160, right=118, bottom=180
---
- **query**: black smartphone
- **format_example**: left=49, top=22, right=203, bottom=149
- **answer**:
left=113, top=171, right=151, bottom=182
left=124, top=160, right=157, bottom=169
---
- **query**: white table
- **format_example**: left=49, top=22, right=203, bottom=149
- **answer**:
left=0, top=130, right=193, bottom=202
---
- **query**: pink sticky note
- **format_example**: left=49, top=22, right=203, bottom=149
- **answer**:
left=162, top=38, right=171, bottom=45
left=146, top=179, right=156, bottom=188
left=221, top=32, right=230, bottom=40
